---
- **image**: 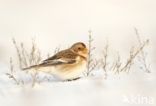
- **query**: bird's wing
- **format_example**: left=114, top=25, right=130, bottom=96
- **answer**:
left=22, top=49, right=78, bottom=70
left=41, top=49, right=77, bottom=66
left=41, top=58, right=76, bottom=66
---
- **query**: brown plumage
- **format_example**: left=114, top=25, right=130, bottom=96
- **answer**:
left=23, top=42, right=88, bottom=80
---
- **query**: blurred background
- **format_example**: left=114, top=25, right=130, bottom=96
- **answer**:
left=0, top=0, right=155, bottom=63
left=0, top=0, right=155, bottom=106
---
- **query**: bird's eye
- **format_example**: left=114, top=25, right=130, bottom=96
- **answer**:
left=78, top=47, right=81, bottom=50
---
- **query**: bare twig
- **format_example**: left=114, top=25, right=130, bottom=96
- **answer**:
left=100, top=29, right=150, bottom=76
left=54, top=46, right=60, bottom=54
left=120, top=40, right=149, bottom=72
left=101, top=41, right=109, bottom=72
left=134, top=28, right=151, bottom=73
left=31, top=71, right=38, bottom=87
left=86, top=30, right=97, bottom=76
left=101, top=41, right=109, bottom=78
left=8, top=38, right=42, bottom=86
left=112, top=53, right=122, bottom=74
left=12, top=38, right=23, bottom=69
left=6, top=57, right=19, bottom=85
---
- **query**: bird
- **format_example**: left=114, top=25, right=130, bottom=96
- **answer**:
left=23, top=42, right=88, bottom=81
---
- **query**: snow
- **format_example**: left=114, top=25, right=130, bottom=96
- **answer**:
left=0, top=65, right=155, bottom=106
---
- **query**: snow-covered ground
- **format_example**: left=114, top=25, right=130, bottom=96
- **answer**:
left=0, top=62, right=155, bottom=106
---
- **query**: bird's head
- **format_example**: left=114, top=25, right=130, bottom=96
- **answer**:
left=70, top=42, right=88, bottom=58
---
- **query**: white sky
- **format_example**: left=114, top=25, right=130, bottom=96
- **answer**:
left=0, top=0, right=155, bottom=65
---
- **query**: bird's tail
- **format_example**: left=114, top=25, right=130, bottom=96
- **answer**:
left=22, top=65, right=40, bottom=70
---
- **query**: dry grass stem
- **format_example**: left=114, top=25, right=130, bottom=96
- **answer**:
left=101, top=41, right=109, bottom=78
left=100, top=28, right=150, bottom=76
left=86, top=30, right=98, bottom=76
left=134, top=28, right=151, bottom=73
left=6, top=57, right=20, bottom=85
left=7, top=38, right=42, bottom=86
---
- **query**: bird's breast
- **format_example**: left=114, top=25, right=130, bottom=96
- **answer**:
left=54, top=57, right=87, bottom=80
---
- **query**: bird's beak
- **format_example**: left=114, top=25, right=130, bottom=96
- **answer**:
left=82, top=48, right=88, bottom=57
left=85, top=48, right=89, bottom=54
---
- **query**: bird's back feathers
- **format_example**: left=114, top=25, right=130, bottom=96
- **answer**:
left=23, top=49, right=78, bottom=70
left=43, top=49, right=78, bottom=62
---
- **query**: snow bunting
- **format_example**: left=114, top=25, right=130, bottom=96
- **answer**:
left=23, top=42, right=88, bottom=80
